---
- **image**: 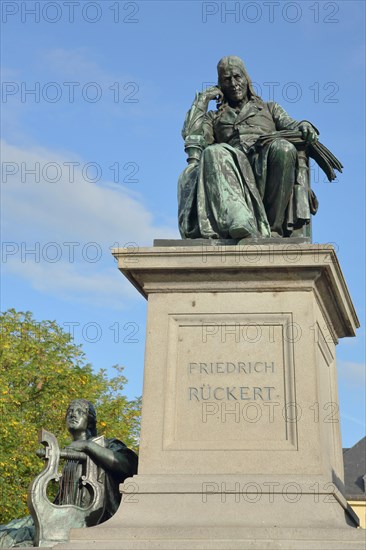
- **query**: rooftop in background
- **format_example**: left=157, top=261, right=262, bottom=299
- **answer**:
left=343, top=437, right=366, bottom=501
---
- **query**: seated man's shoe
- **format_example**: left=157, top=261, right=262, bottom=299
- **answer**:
left=229, top=225, right=252, bottom=239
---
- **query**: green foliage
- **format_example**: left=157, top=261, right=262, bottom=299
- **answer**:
left=0, top=309, right=141, bottom=524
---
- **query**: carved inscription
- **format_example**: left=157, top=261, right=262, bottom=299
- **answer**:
left=163, top=315, right=297, bottom=451
left=188, top=361, right=276, bottom=402
left=189, top=361, right=275, bottom=374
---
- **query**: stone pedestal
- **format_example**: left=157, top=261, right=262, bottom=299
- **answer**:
left=57, top=244, right=365, bottom=549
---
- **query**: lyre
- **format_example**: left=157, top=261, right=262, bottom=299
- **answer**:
left=27, top=429, right=106, bottom=547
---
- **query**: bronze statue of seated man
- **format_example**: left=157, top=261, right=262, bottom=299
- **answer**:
left=178, top=56, right=325, bottom=240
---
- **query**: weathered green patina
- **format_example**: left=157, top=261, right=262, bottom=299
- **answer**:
left=178, top=56, right=341, bottom=240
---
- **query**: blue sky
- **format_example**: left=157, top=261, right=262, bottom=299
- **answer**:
left=1, top=0, right=365, bottom=448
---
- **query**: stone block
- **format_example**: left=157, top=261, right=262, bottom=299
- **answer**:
left=56, top=244, right=364, bottom=549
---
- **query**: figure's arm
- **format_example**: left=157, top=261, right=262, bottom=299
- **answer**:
left=66, top=439, right=128, bottom=476
left=182, top=87, right=221, bottom=162
left=269, top=102, right=318, bottom=143
left=182, top=86, right=221, bottom=140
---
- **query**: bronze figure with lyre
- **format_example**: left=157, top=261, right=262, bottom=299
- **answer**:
left=27, top=399, right=138, bottom=547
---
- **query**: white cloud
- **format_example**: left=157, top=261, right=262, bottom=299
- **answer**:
left=1, top=139, right=177, bottom=244
left=4, top=257, right=135, bottom=309
left=1, top=139, right=179, bottom=306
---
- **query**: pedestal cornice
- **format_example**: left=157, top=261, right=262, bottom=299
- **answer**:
left=112, top=244, right=359, bottom=340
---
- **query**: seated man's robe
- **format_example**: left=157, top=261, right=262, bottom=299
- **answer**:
left=178, top=95, right=317, bottom=239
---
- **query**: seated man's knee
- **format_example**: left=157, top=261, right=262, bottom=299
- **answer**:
left=201, top=144, right=226, bottom=161
left=269, top=139, right=297, bottom=159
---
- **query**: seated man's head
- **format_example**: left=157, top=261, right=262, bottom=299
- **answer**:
left=65, top=399, right=97, bottom=439
left=217, top=56, right=256, bottom=105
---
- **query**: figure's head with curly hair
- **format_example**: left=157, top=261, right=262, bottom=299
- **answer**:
left=65, top=399, right=97, bottom=439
